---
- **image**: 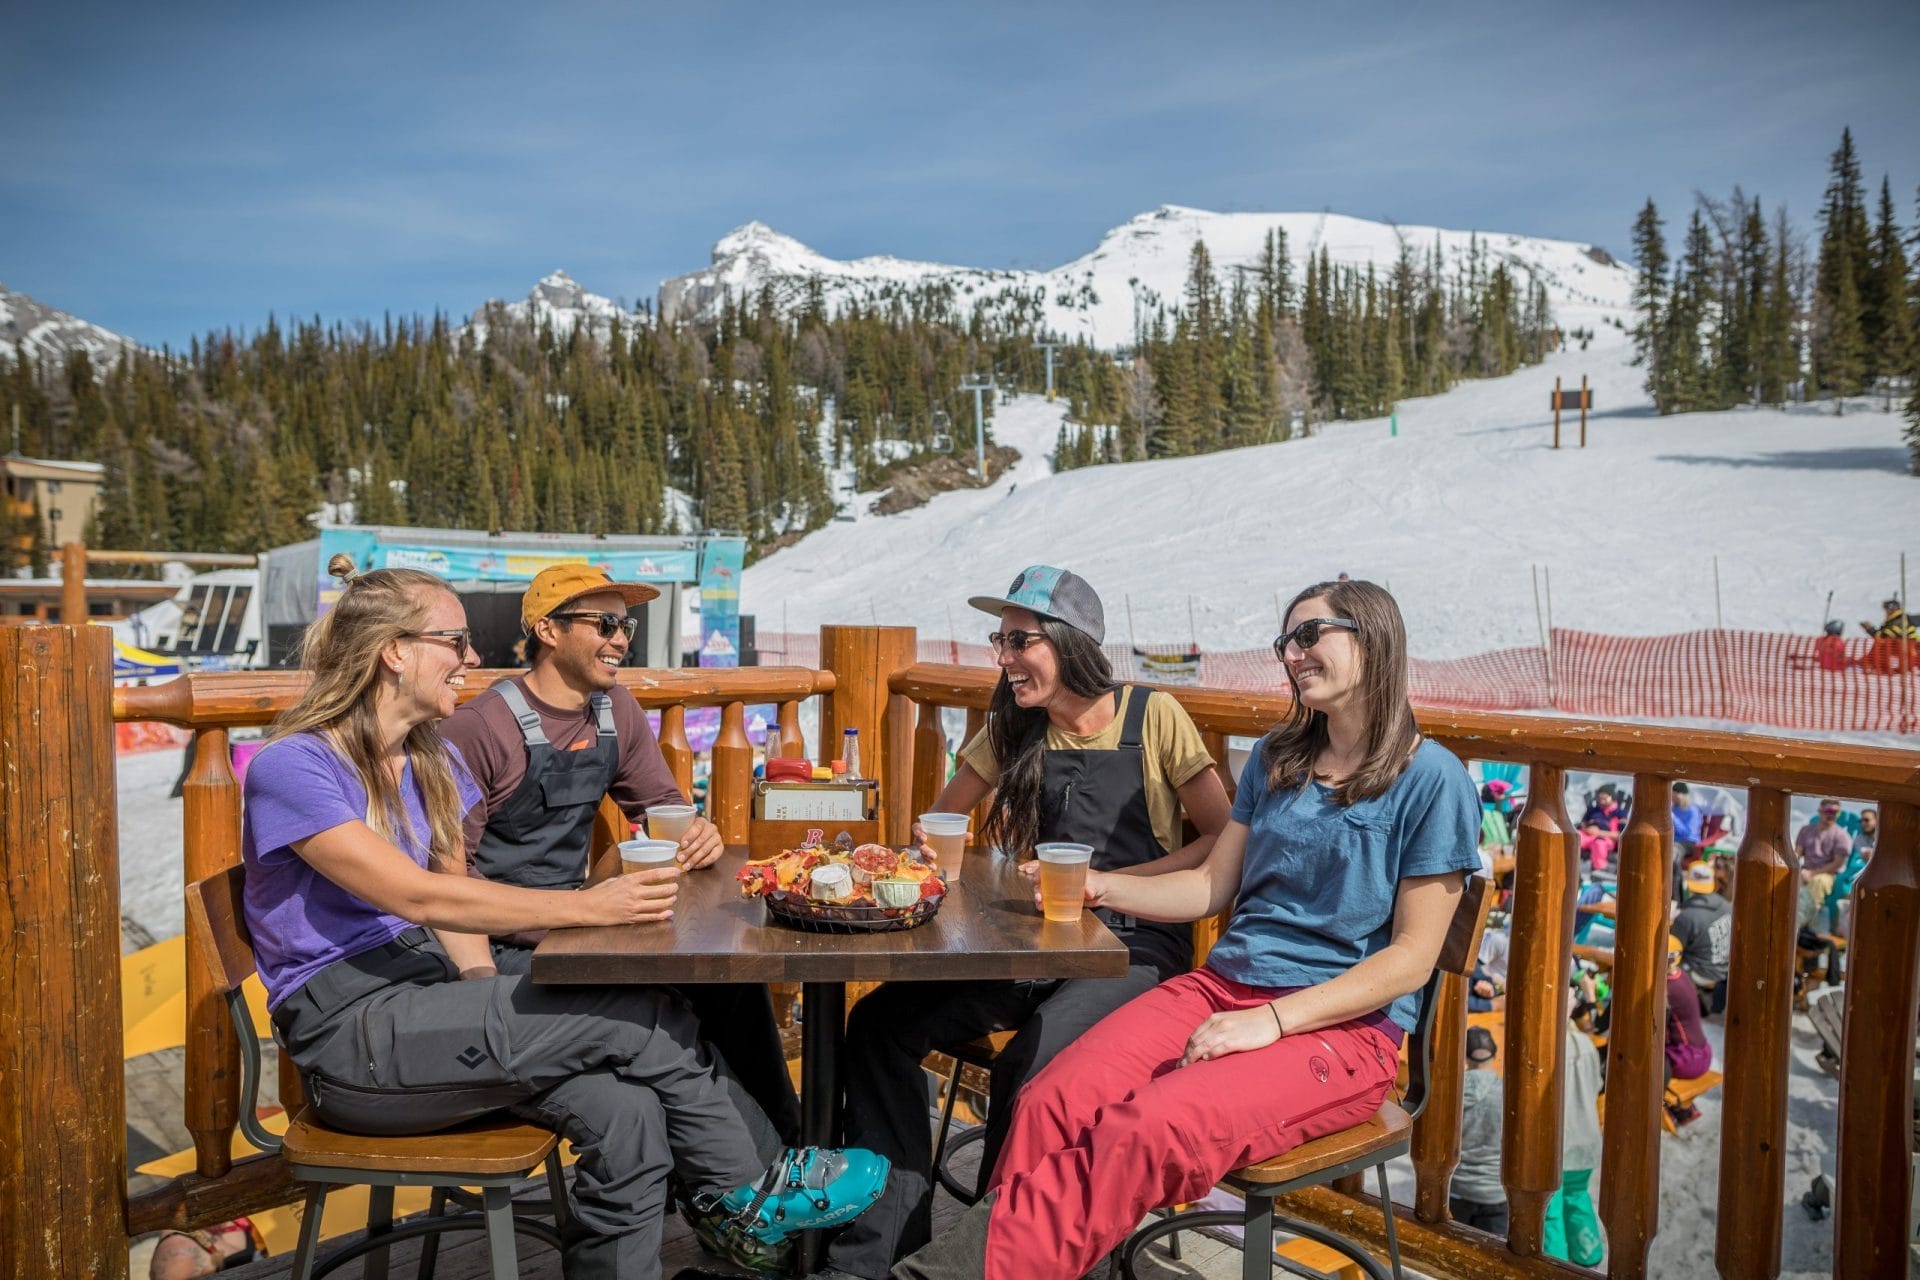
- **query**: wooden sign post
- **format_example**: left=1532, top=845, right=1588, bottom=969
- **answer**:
left=1550, top=378, right=1594, bottom=449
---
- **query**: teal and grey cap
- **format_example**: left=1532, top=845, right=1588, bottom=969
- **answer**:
left=967, top=564, right=1106, bottom=645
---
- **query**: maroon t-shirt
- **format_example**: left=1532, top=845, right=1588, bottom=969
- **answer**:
left=441, top=674, right=687, bottom=860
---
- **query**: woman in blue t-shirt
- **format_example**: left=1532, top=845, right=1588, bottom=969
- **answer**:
left=895, top=578, right=1482, bottom=1280
left=245, top=555, right=886, bottom=1280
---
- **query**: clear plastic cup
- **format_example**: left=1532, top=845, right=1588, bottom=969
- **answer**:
left=919, top=811, right=971, bottom=879
left=619, top=838, right=680, bottom=875
left=1034, top=842, right=1094, bottom=923
left=647, top=803, right=697, bottom=846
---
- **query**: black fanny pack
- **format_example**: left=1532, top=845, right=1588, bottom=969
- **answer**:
left=272, top=927, right=447, bottom=1038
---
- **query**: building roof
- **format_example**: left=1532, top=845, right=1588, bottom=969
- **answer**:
left=0, top=455, right=108, bottom=481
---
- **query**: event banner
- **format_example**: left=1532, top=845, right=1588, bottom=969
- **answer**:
left=316, top=528, right=700, bottom=612
left=697, top=537, right=746, bottom=668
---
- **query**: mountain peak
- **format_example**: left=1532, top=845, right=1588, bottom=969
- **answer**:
left=0, top=282, right=143, bottom=369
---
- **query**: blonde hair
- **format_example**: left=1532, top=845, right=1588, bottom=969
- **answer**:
left=268, top=553, right=466, bottom=867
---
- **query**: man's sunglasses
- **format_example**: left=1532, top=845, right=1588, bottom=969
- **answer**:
left=552, top=610, right=639, bottom=641
left=1272, top=617, right=1358, bottom=661
left=412, top=628, right=475, bottom=654
left=989, top=629, right=1049, bottom=654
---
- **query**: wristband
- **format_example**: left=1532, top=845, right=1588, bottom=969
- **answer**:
left=1270, top=1003, right=1286, bottom=1036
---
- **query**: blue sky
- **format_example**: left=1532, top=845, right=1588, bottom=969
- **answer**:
left=4, top=0, right=1916, bottom=349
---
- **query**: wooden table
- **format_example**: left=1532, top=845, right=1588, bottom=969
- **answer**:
left=533, top=845, right=1130, bottom=1270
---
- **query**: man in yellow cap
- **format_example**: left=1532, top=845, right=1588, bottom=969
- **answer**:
left=440, top=563, right=800, bottom=1145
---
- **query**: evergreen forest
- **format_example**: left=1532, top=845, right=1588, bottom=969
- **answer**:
left=1628, top=127, right=1920, bottom=469
left=0, top=231, right=1557, bottom=572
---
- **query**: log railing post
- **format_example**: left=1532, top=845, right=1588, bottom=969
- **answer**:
left=777, top=700, right=806, bottom=759
left=658, top=704, right=693, bottom=799
left=819, top=626, right=917, bottom=844
left=1410, top=967, right=1468, bottom=1223
left=1500, top=763, right=1577, bottom=1255
left=1, top=624, right=128, bottom=1279
left=1834, top=799, right=1920, bottom=1276
left=1716, top=787, right=1796, bottom=1279
left=710, top=702, right=753, bottom=844
left=1598, top=772, right=1672, bottom=1279
left=61, top=539, right=87, bottom=625
left=911, top=699, right=947, bottom=816
left=182, top=727, right=243, bottom=1177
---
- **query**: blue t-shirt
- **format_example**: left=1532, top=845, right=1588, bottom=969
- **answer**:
left=1672, top=804, right=1703, bottom=845
left=1205, top=737, right=1482, bottom=1033
left=242, top=733, right=481, bottom=1009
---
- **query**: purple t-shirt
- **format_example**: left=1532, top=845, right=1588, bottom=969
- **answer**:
left=242, top=733, right=481, bottom=1009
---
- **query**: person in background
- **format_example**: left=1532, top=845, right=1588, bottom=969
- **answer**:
left=1672, top=861, right=1732, bottom=1015
left=1578, top=784, right=1625, bottom=874
left=1812, top=619, right=1851, bottom=672
left=147, top=1221, right=262, bottom=1278
left=1859, top=596, right=1917, bottom=674
left=1478, top=780, right=1515, bottom=872
left=1470, top=918, right=1511, bottom=1012
left=1543, top=1017, right=1606, bottom=1266
left=1795, top=799, right=1854, bottom=908
left=1450, top=1027, right=1506, bottom=1235
left=1853, top=806, right=1878, bottom=859
left=1664, top=936, right=1713, bottom=1127
left=1671, top=783, right=1703, bottom=899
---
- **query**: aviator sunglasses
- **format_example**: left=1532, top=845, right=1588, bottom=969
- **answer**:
left=988, top=628, right=1049, bottom=654
left=1272, top=617, right=1358, bottom=662
left=552, top=610, right=640, bottom=641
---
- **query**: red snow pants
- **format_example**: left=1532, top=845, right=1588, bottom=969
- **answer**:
left=982, top=965, right=1401, bottom=1280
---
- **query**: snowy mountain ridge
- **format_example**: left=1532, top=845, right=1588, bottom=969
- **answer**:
left=0, top=281, right=144, bottom=369
left=661, top=205, right=1639, bottom=349
left=465, top=269, right=651, bottom=345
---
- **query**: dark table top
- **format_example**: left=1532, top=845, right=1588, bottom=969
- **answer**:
left=532, top=845, right=1131, bottom=985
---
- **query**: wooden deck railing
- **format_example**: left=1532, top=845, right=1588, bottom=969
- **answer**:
left=891, top=660, right=1920, bottom=1280
left=4, top=623, right=1917, bottom=1277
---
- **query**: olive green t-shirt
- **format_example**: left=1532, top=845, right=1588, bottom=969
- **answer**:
left=959, top=686, right=1216, bottom=855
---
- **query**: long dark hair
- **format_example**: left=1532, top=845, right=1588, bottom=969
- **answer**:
left=1262, top=578, right=1418, bottom=806
left=979, top=616, right=1117, bottom=857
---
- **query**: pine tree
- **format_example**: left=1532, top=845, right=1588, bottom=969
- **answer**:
left=1813, top=127, right=1872, bottom=396
left=1825, top=241, right=1867, bottom=414
left=1630, top=200, right=1670, bottom=404
left=1868, top=177, right=1913, bottom=404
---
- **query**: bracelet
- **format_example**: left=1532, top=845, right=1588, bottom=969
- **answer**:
left=1270, top=1003, right=1286, bottom=1036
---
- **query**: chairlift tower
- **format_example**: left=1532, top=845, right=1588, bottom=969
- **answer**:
left=1034, top=342, right=1063, bottom=400
left=959, top=372, right=995, bottom=482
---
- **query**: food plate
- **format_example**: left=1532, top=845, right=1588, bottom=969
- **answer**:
left=738, top=840, right=947, bottom=932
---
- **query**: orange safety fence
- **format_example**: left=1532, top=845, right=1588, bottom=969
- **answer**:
left=758, top=630, right=1918, bottom=736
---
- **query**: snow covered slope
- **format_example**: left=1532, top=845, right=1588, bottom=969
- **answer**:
left=744, top=339, right=1916, bottom=661
left=661, top=206, right=1635, bottom=348
left=0, top=281, right=143, bottom=368
left=466, top=269, right=650, bottom=345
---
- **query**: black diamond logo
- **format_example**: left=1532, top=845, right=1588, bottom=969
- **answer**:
left=456, top=1045, right=486, bottom=1070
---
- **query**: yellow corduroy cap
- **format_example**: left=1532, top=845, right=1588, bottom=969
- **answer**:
left=520, top=563, right=659, bottom=629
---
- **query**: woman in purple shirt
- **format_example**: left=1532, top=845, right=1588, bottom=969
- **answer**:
left=244, top=556, right=885, bottom=1280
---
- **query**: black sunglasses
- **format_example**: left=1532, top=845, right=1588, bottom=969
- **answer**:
left=412, top=627, right=474, bottom=654
left=552, top=610, right=639, bottom=641
left=1272, top=617, right=1358, bottom=661
left=989, top=629, right=1049, bottom=654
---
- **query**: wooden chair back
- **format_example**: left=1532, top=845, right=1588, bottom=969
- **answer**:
left=185, top=863, right=283, bottom=1153
left=186, top=863, right=260, bottom=994
left=1403, top=874, right=1493, bottom=1122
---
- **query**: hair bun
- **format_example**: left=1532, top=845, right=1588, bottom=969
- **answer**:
left=326, top=553, right=360, bottom=584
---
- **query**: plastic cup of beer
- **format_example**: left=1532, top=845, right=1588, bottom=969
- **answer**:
left=647, top=804, right=697, bottom=847
left=919, top=812, right=970, bottom=879
left=1034, top=842, right=1094, bottom=923
left=619, top=838, right=680, bottom=876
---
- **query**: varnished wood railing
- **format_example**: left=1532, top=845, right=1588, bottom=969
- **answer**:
left=891, top=660, right=1920, bottom=1280
left=11, top=627, right=1920, bottom=1275
left=109, top=662, right=836, bottom=1236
